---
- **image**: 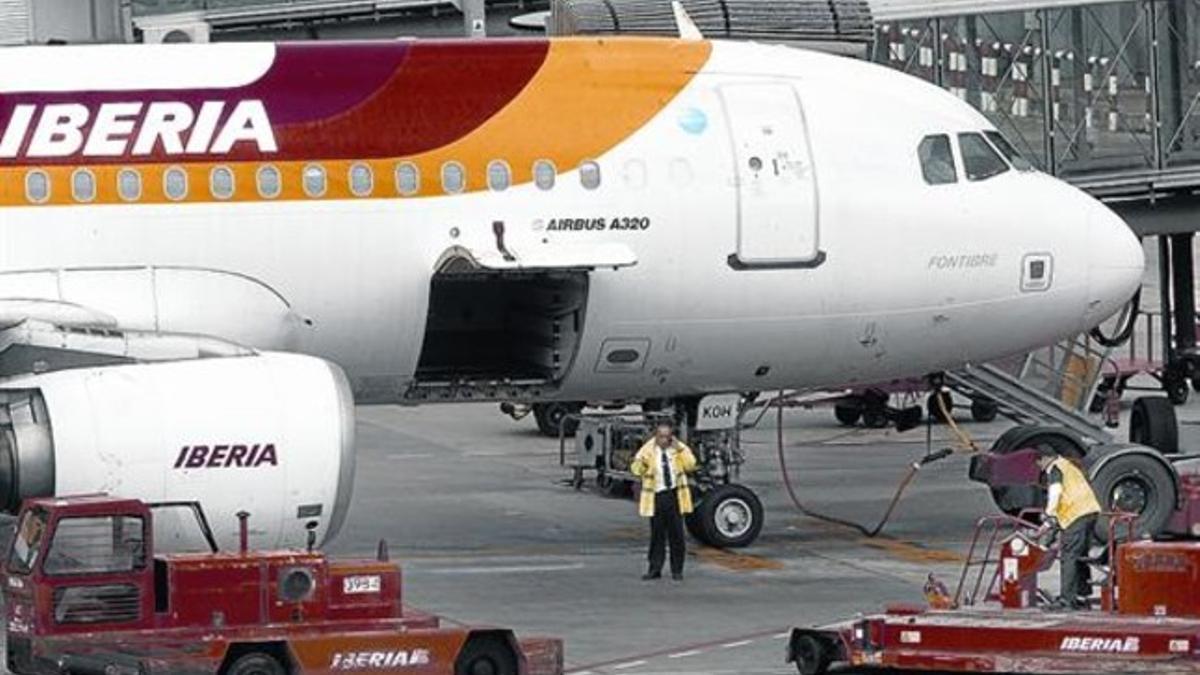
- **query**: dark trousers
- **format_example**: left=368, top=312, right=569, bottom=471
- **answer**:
left=1060, top=513, right=1097, bottom=605
left=648, top=490, right=686, bottom=576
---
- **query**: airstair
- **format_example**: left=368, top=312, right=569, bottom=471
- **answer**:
left=942, top=332, right=1116, bottom=445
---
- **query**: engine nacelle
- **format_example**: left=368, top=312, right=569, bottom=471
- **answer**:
left=0, top=352, right=355, bottom=551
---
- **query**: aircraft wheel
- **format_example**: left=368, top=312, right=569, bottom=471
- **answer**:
left=1130, top=397, right=1179, bottom=455
left=970, top=397, right=999, bottom=423
left=1091, top=451, right=1175, bottom=541
left=533, top=402, right=582, bottom=438
left=926, top=391, right=953, bottom=424
left=225, top=652, right=285, bottom=675
left=456, top=635, right=518, bottom=675
left=695, top=484, right=763, bottom=548
left=791, top=633, right=831, bottom=675
left=833, top=402, right=861, bottom=427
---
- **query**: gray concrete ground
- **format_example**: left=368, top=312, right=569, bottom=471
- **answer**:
left=322, top=387, right=1200, bottom=675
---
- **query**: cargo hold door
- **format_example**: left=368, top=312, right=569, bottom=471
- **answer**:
left=719, top=82, right=823, bottom=269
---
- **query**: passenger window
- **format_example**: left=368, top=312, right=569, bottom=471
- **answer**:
left=580, top=160, right=601, bottom=190
left=25, top=170, right=49, bottom=203
left=533, top=160, right=556, bottom=190
left=117, top=169, right=141, bottom=202
left=303, top=164, right=327, bottom=198
left=958, top=133, right=1010, bottom=181
left=487, top=161, right=511, bottom=192
left=349, top=163, right=373, bottom=197
left=210, top=166, right=235, bottom=200
left=985, top=131, right=1034, bottom=172
left=257, top=165, right=281, bottom=199
left=163, top=167, right=188, bottom=201
left=71, top=169, right=95, bottom=203
left=441, top=162, right=465, bottom=194
left=395, top=162, right=420, bottom=196
left=918, top=135, right=957, bottom=185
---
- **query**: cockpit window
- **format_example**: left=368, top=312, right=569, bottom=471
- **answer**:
left=958, top=133, right=1010, bottom=181
left=918, top=135, right=957, bottom=185
left=984, top=131, right=1035, bottom=172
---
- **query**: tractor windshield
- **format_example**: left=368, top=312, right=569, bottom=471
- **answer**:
left=8, top=508, right=48, bottom=575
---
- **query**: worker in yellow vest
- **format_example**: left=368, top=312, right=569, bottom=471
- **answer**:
left=630, top=422, right=698, bottom=581
left=1036, top=451, right=1102, bottom=610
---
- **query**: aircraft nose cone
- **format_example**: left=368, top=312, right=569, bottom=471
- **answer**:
left=1086, top=203, right=1144, bottom=324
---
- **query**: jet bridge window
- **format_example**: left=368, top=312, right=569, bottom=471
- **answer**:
left=959, top=133, right=1010, bottom=182
left=985, top=131, right=1034, bottom=172
left=918, top=135, right=957, bottom=185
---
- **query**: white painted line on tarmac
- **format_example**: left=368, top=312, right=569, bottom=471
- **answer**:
left=424, top=563, right=585, bottom=575
left=666, top=650, right=701, bottom=659
left=720, top=639, right=753, bottom=649
left=773, top=632, right=790, bottom=639
left=611, top=660, right=647, bottom=670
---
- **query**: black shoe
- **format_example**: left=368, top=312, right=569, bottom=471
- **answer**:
left=671, top=573, right=684, bottom=582
left=642, top=572, right=662, bottom=581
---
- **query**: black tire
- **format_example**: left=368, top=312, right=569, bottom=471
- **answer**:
left=1090, top=451, right=1176, bottom=540
left=695, top=484, right=764, bottom=548
left=1129, top=397, right=1179, bottom=455
left=927, top=391, right=953, bottom=424
left=685, top=509, right=708, bottom=544
left=533, top=402, right=582, bottom=438
left=791, top=633, right=831, bottom=675
left=861, top=406, right=888, bottom=429
left=226, top=653, right=285, bottom=675
left=1192, top=375, right=1200, bottom=393
left=455, top=635, right=518, bottom=675
left=970, top=398, right=999, bottom=423
left=1166, top=374, right=1191, bottom=406
left=833, top=402, right=861, bottom=427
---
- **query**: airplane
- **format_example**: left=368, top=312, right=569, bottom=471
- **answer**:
left=0, top=34, right=1143, bottom=553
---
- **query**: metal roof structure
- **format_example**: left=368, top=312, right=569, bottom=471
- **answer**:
left=869, top=0, right=1138, bottom=21
left=549, top=0, right=874, bottom=44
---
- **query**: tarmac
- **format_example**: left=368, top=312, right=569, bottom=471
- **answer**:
left=324, top=387, right=1200, bottom=675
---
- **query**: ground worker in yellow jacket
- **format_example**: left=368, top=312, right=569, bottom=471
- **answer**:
left=1036, top=451, right=1102, bottom=610
left=630, top=422, right=699, bottom=581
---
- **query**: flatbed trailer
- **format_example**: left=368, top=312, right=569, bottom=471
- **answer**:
left=787, top=513, right=1200, bottom=674
left=2, top=495, right=563, bottom=675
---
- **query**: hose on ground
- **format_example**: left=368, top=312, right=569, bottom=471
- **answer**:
left=775, top=392, right=952, bottom=538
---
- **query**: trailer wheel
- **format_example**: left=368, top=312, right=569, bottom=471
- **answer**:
left=834, top=402, right=861, bottom=427
left=225, top=653, right=285, bottom=675
left=1166, top=373, right=1191, bottom=406
left=970, top=398, right=999, bottom=423
left=533, top=402, right=582, bottom=438
left=695, top=484, right=763, bottom=548
left=456, top=635, right=518, bottom=675
left=791, top=633, right=831, bottom=675
left=1129, top=397, right=1178, bottom=455
left=1091, top=452, right=1175, bottom=540
left=927, top=391, right=953, bottom=424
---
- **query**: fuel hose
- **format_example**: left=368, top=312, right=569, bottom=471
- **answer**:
left=775, top=391, right=960, bottom=538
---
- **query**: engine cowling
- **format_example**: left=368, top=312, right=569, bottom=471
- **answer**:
left=0, top=352, right=355, bottom=551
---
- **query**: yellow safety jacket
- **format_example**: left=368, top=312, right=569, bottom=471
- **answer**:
left=630, top=439, right=698, bottom=518
left=1048, top=457, right=1101, bottom=528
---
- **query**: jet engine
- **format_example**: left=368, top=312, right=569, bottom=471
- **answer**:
left=0, top=352, right=355, bottom=551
